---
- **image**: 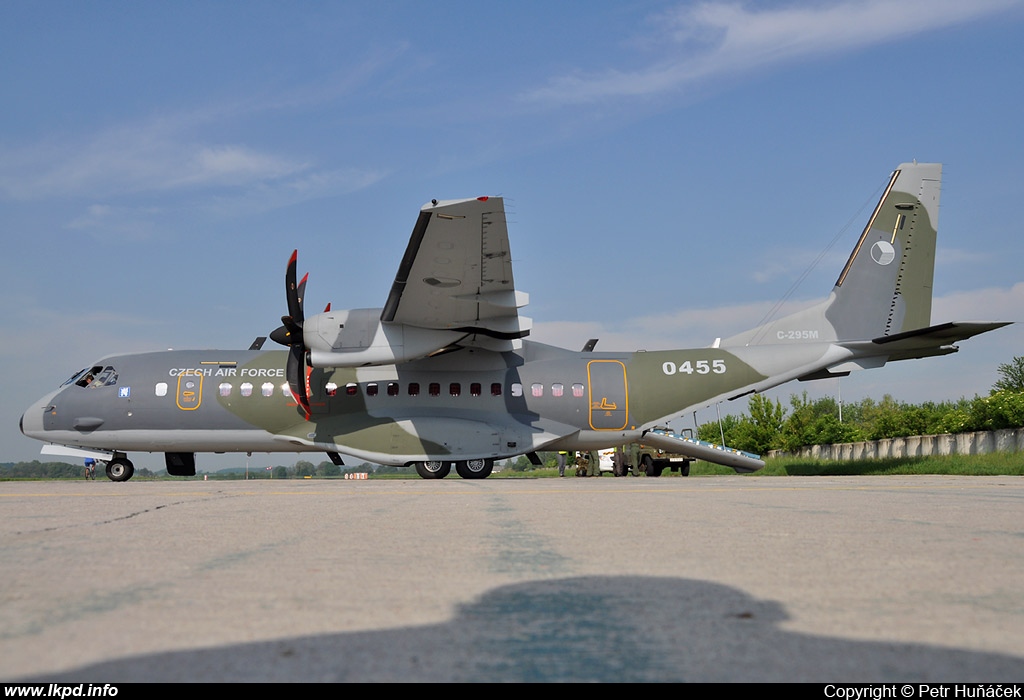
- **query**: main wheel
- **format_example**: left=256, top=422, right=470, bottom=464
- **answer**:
left=455, top=458, right=493, bottom=479
left=414, top=461, right=451, bottom=479
left=106, top=458, right=135, bottom=482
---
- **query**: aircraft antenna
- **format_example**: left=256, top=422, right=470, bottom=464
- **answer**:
left=748, top=180, right=885, bottom=344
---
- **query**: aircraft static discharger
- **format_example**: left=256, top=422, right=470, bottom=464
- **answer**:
left=21, top=163, right=1010, bottom=480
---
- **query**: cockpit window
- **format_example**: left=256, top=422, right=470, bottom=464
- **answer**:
left=83, top=366, right=118, bottom=388
left=62, top=368, right=91, bottom=387
left=73, top=365, right=113, bottom=388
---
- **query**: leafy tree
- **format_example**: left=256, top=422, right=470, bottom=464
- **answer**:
left=318, top=460, right=342, bottom=477
left=993, top=356, right=1024, bottom=393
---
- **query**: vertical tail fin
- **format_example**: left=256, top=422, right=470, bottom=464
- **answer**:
left=723, top=162, right=942, bottom=347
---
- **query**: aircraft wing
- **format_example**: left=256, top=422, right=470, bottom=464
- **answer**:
left=380, top=197, right=531, bottom=343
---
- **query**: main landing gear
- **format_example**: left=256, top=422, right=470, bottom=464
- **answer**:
left=413, top=459, right=494, bottom=479
left=104, top=456, right=135, bottom=482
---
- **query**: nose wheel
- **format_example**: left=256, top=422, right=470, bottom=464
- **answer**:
left=105, top=457, right=135, bottom=482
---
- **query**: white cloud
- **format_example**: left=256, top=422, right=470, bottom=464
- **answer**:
left=523, top=0, right=1023, bottom=105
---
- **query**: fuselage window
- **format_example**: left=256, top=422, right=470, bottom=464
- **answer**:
left=281, top=383, right=292, bottom=398
left=219, top=383, right=232, bottom=397
left=572, top=383, right=585, bottom=398
left=261, top=382, right=274, bottom=397
left=346, top=383, right=359, bottom=396
left=387, top=382, right=400, bottom=396
left=325, top=382, right=338, bottom=397
left=511, top=383, right=523, bottom=397
left=450, top=383, right=461, bottom=397
left=408, top=382, right=420, bottom=396
left=241, top=382, right=254, bottom=397
left=552, top=383, right=564, bottom=397
left=470, top=382, right=481, bottom=396
left=429, top=382, right=441, bottom=396
left=156, top=382, right=168, bottom=397
left=366, top=383, right=378, bottom=396
left=531, top=383, right=543, bottom=397
left=491, top=382, right=502, bottom=396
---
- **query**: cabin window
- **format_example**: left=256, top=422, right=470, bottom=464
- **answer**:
left=450, top=382, right=461, bottom=397
left=366, top=383, right=378, bottom=396
left=491, top=383, right=502, bottom=396
left=552, top=383, right=564, bottom=397
left=572, top=383, right=585, bottom=398
left=408, top=382, right=420, bottom=396
left=511, top=383, right=523, bottom=397
left=325, top=382, right=338, bottom=397
left=429, top=382, right=441, bottom=396
left=281, top=383, right=292, bottom=398
left=156, top=382, right=168, bottom=397
left=387, top=382, right=400, bottom=396
left=219, top=383, right=232, bottom=397
left=261, top=382, right=274, bottom=397
left=241, top=382, right=253, bottom=397
left=470, top=382, right=481, bottom=397
left=346, top=383, right=359, bottom=396
left=531, top=383, right=543, bottom=397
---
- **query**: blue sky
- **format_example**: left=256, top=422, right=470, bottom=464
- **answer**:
left=3, top=0, right=1023, bottom=469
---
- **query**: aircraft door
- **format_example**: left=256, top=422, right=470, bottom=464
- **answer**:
left=176, top=374, right=202, bottom=411
left=587, top=360, right=628, bottom=430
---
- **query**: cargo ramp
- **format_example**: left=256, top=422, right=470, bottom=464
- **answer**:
left=642, top=428, right=765, bottom=473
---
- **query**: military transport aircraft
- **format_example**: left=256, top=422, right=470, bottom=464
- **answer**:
left=20, top=162, right=1009, bottom=480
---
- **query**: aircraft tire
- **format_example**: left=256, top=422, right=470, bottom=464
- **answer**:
left=106, top=458, right=135, bottom=482
left=455, top=459, right=493, bottom=479
left=414, top=461, right=451, bottom=479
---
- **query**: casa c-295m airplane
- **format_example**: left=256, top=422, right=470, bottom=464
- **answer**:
left=20, top=162, right=1009, bottom=480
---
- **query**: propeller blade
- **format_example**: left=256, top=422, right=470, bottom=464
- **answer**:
left=296, top=273, right=308, bottom=323
left=286, top=344, right=311, bottom=420
left=285, top=250, right=303, bottom=323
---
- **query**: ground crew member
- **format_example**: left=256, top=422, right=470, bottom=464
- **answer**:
left=557, top=450, right=568, bottom=477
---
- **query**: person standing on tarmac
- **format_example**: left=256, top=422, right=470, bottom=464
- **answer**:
left=629, top=442, right=644, bottom=477
left=557, top=450, right=568, bottom=477
left=587, top=450, right=601, bottom=477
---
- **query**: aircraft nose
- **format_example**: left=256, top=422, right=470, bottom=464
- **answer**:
left=20, top=393, right=52, bottom=440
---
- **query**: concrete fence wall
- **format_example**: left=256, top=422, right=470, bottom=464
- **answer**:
left=767, top=428, right=1024, bottom=461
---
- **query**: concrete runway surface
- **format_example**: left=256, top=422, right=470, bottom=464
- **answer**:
left=1, top=475, right=1022, bottom=682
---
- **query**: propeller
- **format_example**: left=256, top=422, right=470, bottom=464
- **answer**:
left=270, top=250, right=311, bottom=419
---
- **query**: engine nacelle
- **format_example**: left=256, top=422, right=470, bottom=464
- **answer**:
left=304, top=308, right=464, bottom=368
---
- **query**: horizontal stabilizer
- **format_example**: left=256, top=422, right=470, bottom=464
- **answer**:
left=872, top=321, right=1011, bottom=346
left=850, top=320, right=1010, bottom=362
left=642, top=428, right=765, bottom=473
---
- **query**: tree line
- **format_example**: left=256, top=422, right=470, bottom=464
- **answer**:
left=696, top=356, right=1024, bottom=455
